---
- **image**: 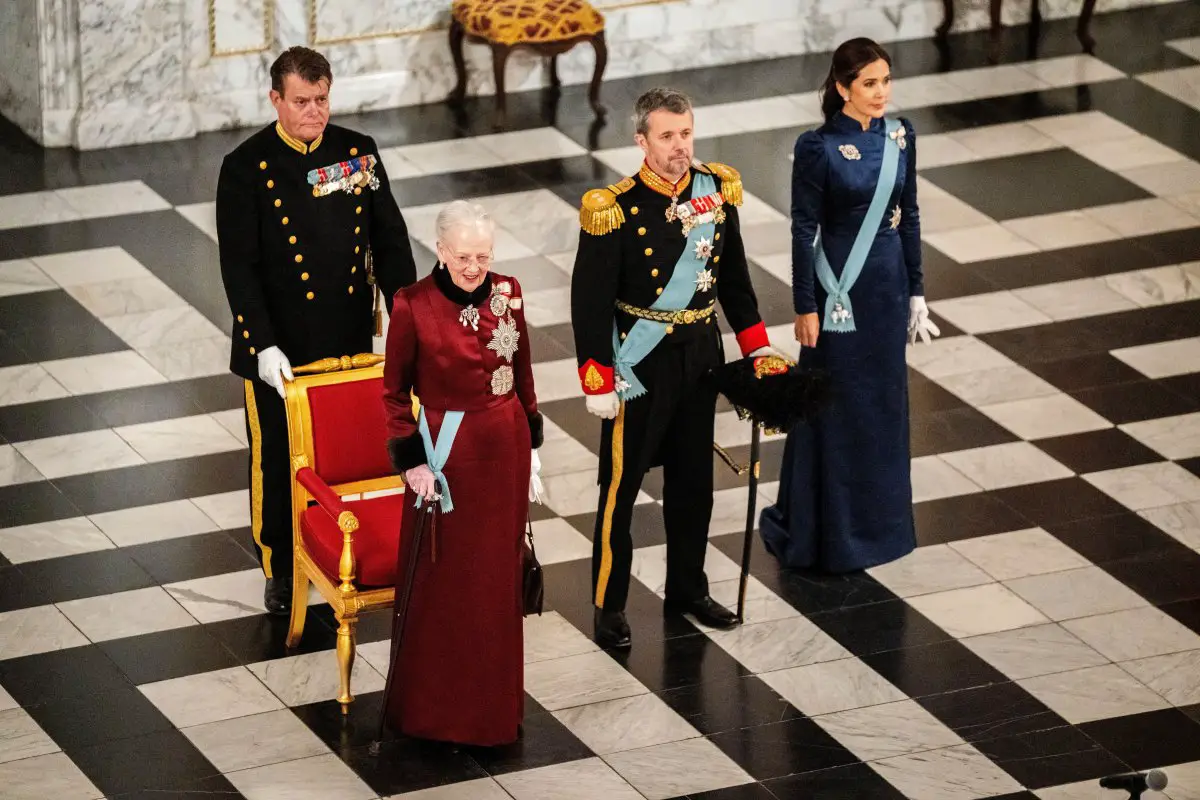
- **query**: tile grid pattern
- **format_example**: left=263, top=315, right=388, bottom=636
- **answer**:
left=3, top=12, right=1200, bottom=800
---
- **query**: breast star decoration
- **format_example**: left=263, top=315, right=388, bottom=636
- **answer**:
left=889, top=205, right=902, bottom=230
left=695, top=268, right=715, bottom=293
left=838, top=144, right=862, bottom=161
left=693, top=236, right=713, bottom=262
left=487, top=316, right=520, bottom=363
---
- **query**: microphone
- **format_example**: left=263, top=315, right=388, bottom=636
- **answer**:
left=1099, top=769, right=1168, bottom=798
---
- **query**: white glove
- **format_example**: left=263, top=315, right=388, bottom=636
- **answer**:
left=907, top=296, right=941, bottom=346
left=256, top=346, right=294, bottom=400
left=749, top=345, right=787, bottom=359
left=585, top=392, right=620, bottom=419
left=529, top=449, right=545, bottom=504
left=404, top=464, right=439, bottom=502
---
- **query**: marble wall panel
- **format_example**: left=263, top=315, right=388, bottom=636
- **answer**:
left=0, top=0, right=44, bottom=141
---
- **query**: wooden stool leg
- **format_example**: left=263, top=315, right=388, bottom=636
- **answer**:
left=935, top=0, right=954, bottom=40
left=588, top=32, right=608, bottom=120
left=491, top=43, right=512, bottom=130
left=1078, top=0, right=1097, bottom=53
left=448, top=19, right=467, bottom=104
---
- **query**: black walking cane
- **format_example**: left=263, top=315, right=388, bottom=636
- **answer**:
left=712, top=424, right=761, bottom=624
left=369, top=482, right=439, bottom=757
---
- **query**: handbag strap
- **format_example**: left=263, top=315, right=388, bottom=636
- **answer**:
left=525, top=519, right=537, bottom=560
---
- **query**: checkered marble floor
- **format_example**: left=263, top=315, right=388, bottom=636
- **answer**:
left=4, top=6, right=1200, bottom=799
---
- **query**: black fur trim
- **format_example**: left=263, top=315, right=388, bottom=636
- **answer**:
left=528, top=412, right=545, bottom=449
left=387, top=435, right=426, bottom=473
left=704, top=358, right=832, bottom=434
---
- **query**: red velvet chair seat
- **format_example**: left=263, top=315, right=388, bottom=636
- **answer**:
left=300, top=492, right=404, bottom=587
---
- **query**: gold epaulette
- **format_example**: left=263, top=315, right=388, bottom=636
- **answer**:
left=579, top=176, right=635, bottom=236
left=706, top=162, right=743, bottom=207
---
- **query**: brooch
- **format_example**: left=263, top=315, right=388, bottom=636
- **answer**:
left=490, top=365, right=514, bottom=396
left=889, top=126, right=907, bottom=150
left=613, top=371, right=631, bottom=394
left=838, top=144, right=861, bottom=161
left=487, top=317, right=520, bottom=362
left=458, top=306, right=480, bottom=331
left=695, top=268, right=715, bottom=293
left=889, top=206, right=902, bottom=230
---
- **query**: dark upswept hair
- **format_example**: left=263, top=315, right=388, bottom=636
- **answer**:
left=819, top=38, right=892, bottom=121
left=633, top=87, right=693, bottom=135
left=270, top=46, right=333, bottom=96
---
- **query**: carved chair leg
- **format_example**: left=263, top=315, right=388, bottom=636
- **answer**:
left=1077, top=0, right=1097, bottom=53
left=935, top=0, right=954, bottom=39
left=588, top=32, right=608, bottom=120
left=548, top=54, right=561, bottom=91
left=491, top=43, right=512, bottom=130
left=448, top=19, right=468, bottom=104
left=986, top=0, right=1003, bottom=63
left=336, top=612, right=358, bottom=714
left=285, top=568, right=309, bottom=648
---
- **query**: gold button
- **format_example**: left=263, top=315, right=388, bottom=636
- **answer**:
left=301, top=272, right=309, bottom=281
left=236, top=315, right=243, bottom=323
left=715, top=233, right=721, bottom=241
left=289, top=235, right=297, bottom=244
left=351, top=266, right=357, bottom=274
left=306, top=291, right=314, bottom=300
left=354, top=245, right=360, bottom=254
left=281, top=216, right=289, bottom=225
left=644, top=248, right=653, bottom=256
left=274, top=199, right=282, bottom=208
left=714, top=256, right=720, bottom=263
left=350, top=147, right=358, bottom=156
left=651, top=268, right=659, bottom=277
left=620, top=332, right=627, bottom=340
left=705, top=317, right=712, bottom=324
left=242, top=331, right=249, bottom=339
left=250, top=347, right=256, bottom=355
left=354, top=187, right=362, bottom=196
left=655, top=287, right=663, bottom=296
left=294, top=254, right=303, bottom=263
left=266, top=180, right=274, bottom=189
left=631, top=206, right=639, bottom=215
left=348, top=286, right=354, bottom=294
left=638, top=227, right=646, bottom=236
left=354, top=226, right=360, bottom=234
left=355, top=206, right=362, bottom=215
left=259, top=161, right=267, bottom=170
left=665, top=325, right=674, bottom=334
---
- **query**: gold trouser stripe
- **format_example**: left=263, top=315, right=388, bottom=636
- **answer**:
left=244, top=380, right=273, bottom=579
left=594, top=403, right=625, bottom=608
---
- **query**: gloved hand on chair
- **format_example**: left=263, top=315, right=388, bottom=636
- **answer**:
left=257, top=346, right=294, bottom=399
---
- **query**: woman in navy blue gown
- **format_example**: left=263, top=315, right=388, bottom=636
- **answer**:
left=760, top=38, right=940, bottom=573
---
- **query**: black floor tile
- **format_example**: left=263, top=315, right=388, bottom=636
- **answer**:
left=910, top=406, right=1018, bottom=458
left=526, top=325, right=574, bottom=362
left=710, top=717, right=860, bottom=781
left=1181, top=456, right=1200, bottom=480
left=70, top=729, right=227, bottom=797
left=177, top=374, right=247, bottom=413
left=205, top=603, right=339, bottom=664
left=53, top=450, right=248, bottom=514
left=564, top=502, right=666, bottom=547
left=99, top=625, right=242, bottom=685
left=975, top=724, right=1127, bottom=789
left=538, top=397, right=601, bottom=455
left=1069, top=380, right=1200, bottom=425
left=0, top=646, right=119, bottom=707
left=914, top=492, right=1033, bottom=546
left=658, top=676, right=799, bottom=737
left=921, top=250, right=1002, bottom=302
left=17, top=548, right=157, bottom=604
left=971, top=250, right=1092, bottom=292
left=1080, top=708, right=1200, bottom=771
left=681, top=783, right=779, bottom=800
left=1090, top=77, right=1200, bottom=164
left=1024, top=353, right=1147, bottom=393
left=0, top=565, right=54, bottom=612
left=764, top=762, right=907, bottom=800
left=735, top=552, right=899, bottom=616
left=0, top=395, right=108, bottom=442
left=1160, top=598, right=1200, bottom=638
left=392, top=165, right=542, bottom=209
left=862, top=640, right=1009, bottom=699
left=1034, top=429, right=1163, bottom=475
left=908, top=370, right=970, bottom=416
left=337, top=737, right=490, bottom=796
left=923, top=148, right=1152, bottom=221
left=0, top=290, right=130, bottom=362
left=980, top=318, right=1106, bottom=365
left=917, top=682, right=1068, bottom=743
left=80, top=380, right=209, bottom=428
left=1099, top=544, right=1200, bottom=606
left=461, top=710, right=593, bottom=776
left=27, top=678, right=177, bottom=751
left=1044, top=512, right=1179, bottom=565
left=992, top=477, right=1131, bottom=528
left=125, top=531, right=258, bottom=585
left=611, top=631, right=749, bottom=694
left=290, top=691, right=393, bottom=755
left=810, top=600, right=952, bottom=658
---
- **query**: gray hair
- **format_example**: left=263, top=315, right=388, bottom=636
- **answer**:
left=435, top=200, right=495, bottom=243
left=633, top=87, right=693, bottom=135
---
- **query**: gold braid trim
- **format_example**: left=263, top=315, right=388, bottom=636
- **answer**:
left=579, top=176, right=635, bottom=236
left=706, top=162, right=743, bottom=207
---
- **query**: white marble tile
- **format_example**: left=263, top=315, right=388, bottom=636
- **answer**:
left=140, top=666, right=284, bottom=727
left=181, top=709, right=330, bottom=773
left=1112, top=335, right=1200, bottom=379
left=475, top=128, right=588, bottom=164
left=913, top=133, right=981, bottom=168
left=891, top=73, right=968, bottom=110
left=55, top=181, right=172, bottom=218
left=1121, top=412, right=1200, bottom=460
left=1019, top=664, right=1168, bottom=723
left=165, top=568, right=275, bottom=624
left=1029, top=111, right=1138, bottom=146
left=707, top=576, right=801, bottom=627
left=906, top=336, right=1016, bottom=379
left=497, top=757, right=643, bottom=800
left=388, top=137, right=502, bottom=176
left=939, top=442, right=1074, bottom=490
left=0, top=752, right=103, bottom=800
left=1075, top=135, right=1185, bottom=171
left=1063, top=606, right=1200, bottom=662
left=31, top=247, right=151, bottom=287
left=0, top=190, right=81, bottom=230
left=738, top=191, right=787, bottom=225
left=919, top=193, right=995, bottom=234
left=0, top=259, right=55, bottom=297
left=553, top=693, right=698, bottom=755
left=57, top=585, right=198, bottom=643
left=0, top=606, right=89, bottom=661
left=521, top=287, right=574, bottom=327
left=65, top=276, right=185, bottom=319
left=40, top=350, right=167, bottom=395
left=0, top=364, right=69, bottom=408
left=192, top=489, right=251, bottom=530
left=632, top=544, right=740, bottom=597
left=709, top=484, right=777, bottom=538
left=541, top=469, right=652, bottom=518
left=1121, top=649, right=1200, bottom=707
left=935, top=365, right=1059, bottom=406
left=0, top=708, right=59, bottom=765
left=1139, top=501, right=1200, bottom=552
left=868, top=543, right=993, bottom=597
left=14, top=428, right=146, bottom=479
left=175, top=202, right=217, bottom=241
left=813, top=699, right=964, bottom=761
left=1084, top=462, right=1200, bottom=511
left=907, top=582, right=1050, bottom=638
left=1168, top=36, right=1200, bottom=60
left=1171, top=190, right=1200, bottom=218
left=1013, top=277, right=1139, bottom=321
left=943, top=64, right=1052, bottom=100
left=524, top=651, right=649, bottom=711
left=0, top=684, right=14, bottom=713
left=388, top=778, right=512, bottom=800
left=1104, top=262, right=1200, bottom=307
left=604, top=737, right=753, bottom=800
left=0, top=517, right=114, bottom=565
left=226, top=753, right=377, bottom=800
left=871, top=743, right=1025, bottom=800
left=1138, top=65, right=1200, bottom=114
left=211, top=408, right=249, bottom=447
left=1119, top=158, right=1200, bottom=196
left=714, top=410, right=785, bottom=449
left=961, top=623, right=1109, bottom=680
left=376, top=148, right=424, bottom=181
left=537, top=418, right=597, bottom=476
left=523, top=611, right=599, bottom=665
left=104, top=306, right=224, bottom=350
left=528, top=517, right=592, bottom=565
left=1017, top=54, right=1125, bottom=87
left=591, top=145, right=645, bottom=176
left=761, top=657, right=907, bottom=717
left=948, top=122, right=1060, bottom=160
left=115, top=413, right=244, bottom=463
left=1084, top=197, right=1200, bottom=237
left=950, top=528, right=1088, bottom=581
left=1005, top=566, right=1148, bottom=621
left=530, top=357, right=583, bottom=403
left=707, top=615, right=851, bottom=673
left=1003, top=211, right=1122, bottom=251
left=249, top=650, right=383, bottom=707
left=930, top=291, right=1052, bottom=334
left=0, top=446, right=44, bottom=489
left=925, top=223, right=1041, bottom=263
left=139, top=335, right=232, bottom=381
left=980, top=393, right=1111, bottom=440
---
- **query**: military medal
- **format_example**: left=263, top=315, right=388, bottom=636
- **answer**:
left=308, top=155, right=379, bottom=197
left=490, top=365, right=514, bottom=396
left=487, top=317, right=520, bottom=362
left=695, top=268, right=715, bottom=293
left=671, top=192, right=726, bottom=236
left=693, top=236, right=713, bottom=262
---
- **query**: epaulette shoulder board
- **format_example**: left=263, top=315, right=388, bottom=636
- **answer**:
left=706, top=162, right=743, bottom=207
left=579, top=176, right=635, bottom=236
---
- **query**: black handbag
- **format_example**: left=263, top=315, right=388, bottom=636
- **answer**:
left=522, top=520, right=544, bottom=616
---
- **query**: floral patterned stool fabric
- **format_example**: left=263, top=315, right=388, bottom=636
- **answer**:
left=447, top=0, right=608, bottom=128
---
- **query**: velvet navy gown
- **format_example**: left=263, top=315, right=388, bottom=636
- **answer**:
left=760, top=111, right=922, bottom=573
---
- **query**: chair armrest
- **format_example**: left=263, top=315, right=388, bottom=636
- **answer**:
left=296, top=467, right=359, bottom=534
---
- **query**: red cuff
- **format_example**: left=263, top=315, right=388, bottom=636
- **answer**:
left=578, top=359, right=614, bottom=395
left=735, top=321, right=769, bottom=356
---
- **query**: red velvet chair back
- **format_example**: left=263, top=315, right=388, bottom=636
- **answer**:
left=306, top=376, right=392, bottom=486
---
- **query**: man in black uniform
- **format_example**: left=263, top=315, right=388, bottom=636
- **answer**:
left=217, top=47, right=416, bottom=614
left=571, top=87, right=780, bottom=648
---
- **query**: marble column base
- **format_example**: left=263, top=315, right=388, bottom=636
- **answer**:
left=72, top=99, right=197, bottom=151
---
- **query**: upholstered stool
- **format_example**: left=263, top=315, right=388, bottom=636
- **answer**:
left=449, top=0, right=608, bottom=128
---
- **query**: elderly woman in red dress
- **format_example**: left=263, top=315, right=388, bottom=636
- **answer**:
left=381, top=200, right=543, bottom=747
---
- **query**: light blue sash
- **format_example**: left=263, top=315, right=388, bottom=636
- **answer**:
left=415, top=407, right=464, bottom=513
left=612, top=172, right=718, bottom=400
left=814, top=118, right=903, bottom=333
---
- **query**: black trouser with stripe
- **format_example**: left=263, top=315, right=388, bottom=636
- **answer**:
left=591, top=328, right=722, bottom=612
left=243, top=379, right=293, bottom=581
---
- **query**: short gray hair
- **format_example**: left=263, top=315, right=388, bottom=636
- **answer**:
left=633, top=87, right=693, bottom=135
left=435, top=200, right=495, bottom=243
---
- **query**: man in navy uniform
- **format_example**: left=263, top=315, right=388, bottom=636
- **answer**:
left=217, top=46, right=417, bottom=614
left=571, top=87, right=779, bottom=648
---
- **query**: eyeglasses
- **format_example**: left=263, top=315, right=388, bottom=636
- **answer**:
left=443, top=250, right=494, bottom=268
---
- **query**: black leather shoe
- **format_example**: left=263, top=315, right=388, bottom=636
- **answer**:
left=594, top=608, right=632, bottom=650
left=264, top=578, right=293, bottom=616
left=664, top=596, right=740, bottom=629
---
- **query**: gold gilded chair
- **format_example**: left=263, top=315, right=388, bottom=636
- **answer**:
left=283, top=353, right=416, bottom=713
